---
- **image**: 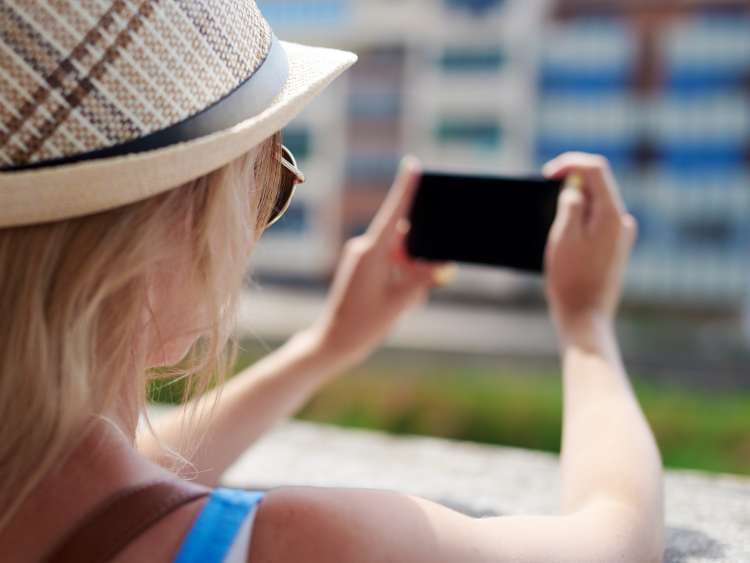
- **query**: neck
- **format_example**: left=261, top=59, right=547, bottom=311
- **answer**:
left=0, top=416, right=172, bottom=561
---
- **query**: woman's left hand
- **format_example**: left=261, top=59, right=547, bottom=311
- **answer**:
left=305, top=156, right=449, bottom=373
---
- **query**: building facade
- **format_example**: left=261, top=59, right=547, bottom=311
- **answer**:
left=256, top=0, right=750, bottom=311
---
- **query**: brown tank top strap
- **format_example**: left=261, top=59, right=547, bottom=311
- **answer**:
left=43, top=480, right=210, bottom=563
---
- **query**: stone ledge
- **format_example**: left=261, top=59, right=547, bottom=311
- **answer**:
left=222, top=421, right=750, bottom=563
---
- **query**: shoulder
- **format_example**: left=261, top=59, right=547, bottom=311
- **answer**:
left=248, top=487, right=374, bottom=563
left=246, top=486, right=475, bottom=563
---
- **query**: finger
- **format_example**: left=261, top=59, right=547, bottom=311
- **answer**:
left=389, top=268, right=435, bottom=305
left=431, top=264, right=459, bottom=287
left=367, top=156, right=422, bottom=245
left=622, top=213, right=639, bottom=248
left=410, top=262, right=442, bottom=284
left=543, top=152, right=625, bottom=215
left=551, top=180, right=586, bottom=239
left=390, top=231, right=446, bottom=285
left=390, top=220, right=414, bottom=263
left=543, top=151, right=605, bottom=178
left=391, top=227, right=449, bottom=273
left=394, top=284, right=431, bottom=314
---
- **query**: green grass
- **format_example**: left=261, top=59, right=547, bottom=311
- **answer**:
left=149, top=342, right=750, bottom=476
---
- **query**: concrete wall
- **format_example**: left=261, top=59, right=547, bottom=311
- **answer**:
left=223, top=421, right=750, bottom=562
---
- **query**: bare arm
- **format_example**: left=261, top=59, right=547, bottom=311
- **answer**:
left=250, top=153, right=664, bottom=563
left=559, top=317, right=663, bottom=529
left=546, top=155, right=664, bottom=532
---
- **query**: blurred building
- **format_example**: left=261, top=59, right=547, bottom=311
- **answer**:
left=540, top=0, right=750, bottom=306
left=255, top=0, right=750, bottom=312
left=255, top=0, right=552, bottom=298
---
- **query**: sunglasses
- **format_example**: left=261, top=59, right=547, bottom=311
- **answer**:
left=266, top=144, right=305, bottom=228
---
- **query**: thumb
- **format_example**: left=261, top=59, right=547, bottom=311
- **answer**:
left=368, top=156, right=421, bottom=246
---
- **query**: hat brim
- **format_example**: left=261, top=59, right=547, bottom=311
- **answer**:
left=0, top=41, right=357, bottom=227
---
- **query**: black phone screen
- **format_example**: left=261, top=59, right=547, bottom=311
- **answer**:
left=406, top=172, right=563, bottom=273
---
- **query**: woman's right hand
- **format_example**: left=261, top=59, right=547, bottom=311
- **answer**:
left=542, top=153, right=638, bottom=340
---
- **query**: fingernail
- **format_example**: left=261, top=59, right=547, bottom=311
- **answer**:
left=433, top=264, right=458, bottom=287
left=565, top=173, right=584, bottom=191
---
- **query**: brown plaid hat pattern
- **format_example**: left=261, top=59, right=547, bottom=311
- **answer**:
left=0, top=0, right=356, bottom=227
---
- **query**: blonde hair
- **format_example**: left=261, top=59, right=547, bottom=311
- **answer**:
left=0, top=134, right=281, bottom=530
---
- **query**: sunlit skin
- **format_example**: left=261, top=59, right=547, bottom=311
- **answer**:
left=0, top=152, right=664, bottom=563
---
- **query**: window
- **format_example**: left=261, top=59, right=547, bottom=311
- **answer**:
left=439, top=47, right=506, bottom=73
left=282, top=128, right=312, bottom=161
left=677, top=217, right=734, bottom=249
left=436, top=119, right=502, bottom=149
left=349, top=90, right=401, bottom=119
left=264, top=201, right=309, bottom=236
left=444, top=0, right=505, bottom=16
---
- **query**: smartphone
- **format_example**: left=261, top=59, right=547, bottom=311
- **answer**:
left=406, top=171, right=564, bottom=274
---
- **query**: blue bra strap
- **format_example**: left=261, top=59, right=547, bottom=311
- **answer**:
left=174, top=488, right=264, bottom=563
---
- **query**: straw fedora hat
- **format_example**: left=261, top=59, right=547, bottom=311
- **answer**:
left=0, top=1, right=356, bottom=227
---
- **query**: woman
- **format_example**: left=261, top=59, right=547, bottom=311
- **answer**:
left=0, top=2, right=663, bottom=562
